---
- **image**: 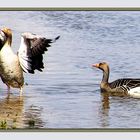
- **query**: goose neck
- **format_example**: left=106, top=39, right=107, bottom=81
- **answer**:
left=102, top=68, right=109, bottom=84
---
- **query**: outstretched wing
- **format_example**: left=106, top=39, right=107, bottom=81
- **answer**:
left=18, top=32, right=60, bottom=74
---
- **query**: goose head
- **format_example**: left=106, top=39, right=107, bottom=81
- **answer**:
left=92, top=62, right=109, bottom=72
left=92, top=62, right=110, bottom=84
left=1, top=27, right=12, bottom=46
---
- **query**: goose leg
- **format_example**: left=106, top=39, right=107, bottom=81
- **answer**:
left=7, top=86, right=10, bottom=92
left=6, top=84, right=10, bottom=94
left=20, top=86, right=23, bottom=96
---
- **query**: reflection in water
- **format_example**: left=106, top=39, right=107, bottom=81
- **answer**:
left=0, top=95, right=24, bottom=129
left=99, top=92, right=110, bottom=128
left=0, top=94, right=44, bottom=129
left=99, top=92, right=129, bottom=128
left=101, top=92, right=110, bottom=110
left=24, top=105, right=44, bottom=129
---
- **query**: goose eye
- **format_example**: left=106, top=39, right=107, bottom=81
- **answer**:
left=101, top=62, right=106, bottom=65
left=99, top=63, right=103, bottom=66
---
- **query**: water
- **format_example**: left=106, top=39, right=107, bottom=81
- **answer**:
left=0, top=11, right=140, bottom=128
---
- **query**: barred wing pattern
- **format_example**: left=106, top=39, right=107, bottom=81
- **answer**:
left=18, top=32, right=60, bottom=74
left=109, top=79, right=140, bottom=92
left=0, top=30, right=6, bottom=50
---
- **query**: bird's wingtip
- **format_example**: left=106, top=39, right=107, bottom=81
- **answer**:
left=50, top=35, right=60, bottom=43
left=55, top=35, right=60, bottom=40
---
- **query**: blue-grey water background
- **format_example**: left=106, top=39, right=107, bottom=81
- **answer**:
left=0, top=11, right=140, bottom=128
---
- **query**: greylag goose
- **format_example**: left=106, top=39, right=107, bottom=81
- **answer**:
left=0, top=27, right=60, bottom=95
left=92, top=62, right=140, bottom=98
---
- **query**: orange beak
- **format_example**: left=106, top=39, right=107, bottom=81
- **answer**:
left=1, top=27, right=12, bottom=34
left=92, top=63, right=99, bottom=68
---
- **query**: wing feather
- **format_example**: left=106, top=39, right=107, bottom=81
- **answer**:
left=18, top=32, right=60, bottom=74
left=109, top=78, right=140, bottom=91
left=0, top=30, right=6, bottom=50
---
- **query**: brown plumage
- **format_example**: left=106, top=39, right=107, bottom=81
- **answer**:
left=92, top=62, right=140, bottom=96
left=0, top=27, right=60, bottom=95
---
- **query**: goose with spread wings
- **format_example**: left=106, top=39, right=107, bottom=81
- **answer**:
left=0, top=27, right=60, bottom=95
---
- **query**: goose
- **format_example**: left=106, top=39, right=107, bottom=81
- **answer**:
left=0, top=27, right=60, bottom=95
left=92, top=62, right=140, bottom=98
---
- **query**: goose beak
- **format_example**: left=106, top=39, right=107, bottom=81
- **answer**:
left=1, top=28, right=8, bottom=33
left=92, top=63, right=99, bottom=68
left=1, top=27, right=12, bottom=35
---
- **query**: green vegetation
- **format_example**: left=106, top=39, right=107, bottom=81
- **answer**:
left=0, top=119, right=17, bottom=129
left=0, top=120, right=7, bottom=129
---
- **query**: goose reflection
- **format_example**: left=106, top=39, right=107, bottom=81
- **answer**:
left=101, top=92, right=110, bottom=110
left=99, top=91, right=128, bottom=128
left=0, top=95, right=24, bottom=129
left=99, top=92, right=110, bottom=128
left=0, top=95, right=44, bottom=129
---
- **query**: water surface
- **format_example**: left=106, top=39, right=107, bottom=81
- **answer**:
left=0, top=11, right=140, bottom=128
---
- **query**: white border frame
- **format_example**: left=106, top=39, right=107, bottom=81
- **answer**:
left=0, top=0, right=140, bottom=8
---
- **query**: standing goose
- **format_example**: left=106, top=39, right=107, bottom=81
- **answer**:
left=92, top=62, right=140, bottom=98
left=0, top=27, right=60, bottom=95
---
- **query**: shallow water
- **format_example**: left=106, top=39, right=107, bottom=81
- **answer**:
left=0, top=11, right=140, bottom=128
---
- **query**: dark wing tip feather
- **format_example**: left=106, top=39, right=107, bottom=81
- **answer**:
left=0, top=30, right=6, bottom=50
left=55, top=36, right=60, bottom=41
left=31, top=36, right=60, bottom=71
left=28, top=70, right=35, bottom=74
left=51, top=36, right=60, bottom=43
left=21, top=34, right=60, bottom=73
